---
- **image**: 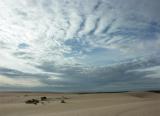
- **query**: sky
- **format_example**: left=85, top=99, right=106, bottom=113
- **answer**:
left=0, top=0, right=160, bottom=92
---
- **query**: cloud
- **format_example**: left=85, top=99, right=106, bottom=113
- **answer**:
left=128, top=66, right=160, bottom=79
left=0, top=0, right=160, bottom=91
left=0, top=75, right=45, bottom=87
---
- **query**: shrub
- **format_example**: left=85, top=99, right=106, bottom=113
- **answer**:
left=25, top=99, right=39, bottom=105
left=61, top=99, right=66, bottom=103
left=40, top=96, right=47, bottom=101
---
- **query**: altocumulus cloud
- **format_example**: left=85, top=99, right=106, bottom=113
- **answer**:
left=0, top=0, right=160, bottom=92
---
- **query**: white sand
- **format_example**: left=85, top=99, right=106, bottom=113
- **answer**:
left=0, top=92, right=160, bottom=116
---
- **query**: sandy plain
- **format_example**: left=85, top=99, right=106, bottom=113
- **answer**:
left=0, top=91, right=160, bottom=116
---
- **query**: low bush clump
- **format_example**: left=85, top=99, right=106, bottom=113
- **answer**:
left=25, top=99, right=39, bottom=105
left=40, top=96, right=47, bottom=101
left=61, top=99, right=66, bottom=103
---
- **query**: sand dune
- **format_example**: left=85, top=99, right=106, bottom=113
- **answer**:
left=0, top=92, right=160, bottom=116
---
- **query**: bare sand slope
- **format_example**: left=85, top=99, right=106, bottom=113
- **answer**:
left=0, top=92, right=160, bottom=116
